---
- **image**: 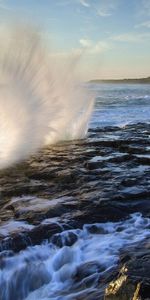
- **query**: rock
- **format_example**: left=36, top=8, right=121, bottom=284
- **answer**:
left=0, top=123, right=149, bottom=298
left=105, top=240, right=150, bottom=299
left=0, top=222, right=62, bottom=252
left=85, top=224, right=107, bottom=234
left=51, top=231, right=78, bottom=247
left=74, top=261, right=104, bottom=282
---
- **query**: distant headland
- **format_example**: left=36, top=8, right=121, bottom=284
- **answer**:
left=89, top=76, right=150, bottom=84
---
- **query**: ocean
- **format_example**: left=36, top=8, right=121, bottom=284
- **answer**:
left=0, top=83, right=150, bottom=300
left=0, top=25, right=150, bottom=300
left=89, top=83, right=150, bottom=127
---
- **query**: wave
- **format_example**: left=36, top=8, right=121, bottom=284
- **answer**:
left=0, top=25, right=94, bottom=169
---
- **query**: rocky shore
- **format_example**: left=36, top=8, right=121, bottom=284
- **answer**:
left=0, top=122, right=150, bottom=300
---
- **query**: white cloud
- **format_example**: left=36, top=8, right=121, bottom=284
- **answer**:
left=79, top=0, right=90, bottom=8
left=97, top=10, right=112, bottom=17
left=79, top=38, right=92, bottom=47
left=94, top=0, right=119, bottom=17
left=56, top=0, right=90, bottom=7
left=79, top=38, right=111, bottom=53
left=78, top=0, right=119, bottom=17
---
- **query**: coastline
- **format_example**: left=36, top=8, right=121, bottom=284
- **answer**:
left=89, top=76, right=150, bottom=84
left=0, top=123, right=150, bottom=299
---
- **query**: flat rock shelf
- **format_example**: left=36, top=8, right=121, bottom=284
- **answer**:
left=0, top=122, right=150, bottom=300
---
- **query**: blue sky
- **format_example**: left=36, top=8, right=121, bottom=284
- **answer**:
left=0, top=0, right=150, bottom=79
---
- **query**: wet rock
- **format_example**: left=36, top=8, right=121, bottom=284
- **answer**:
left=74, top=261, right=104, bottom=282
left=85, top=224, right=107, bottom=234
left=51, top=231, right=78, bottom=247
left=0, top=223, right=62, bottom=252
left=105, top=240, right=150, bottom=299
left=5, top=195, right=76, bottom=223
left=28, top=222, right=62, bottom=245
left=105, top=275, right=138, bottom=300
left=0, top=123, right=149, bottom=298
left=84, top=161, right=103, bottom=170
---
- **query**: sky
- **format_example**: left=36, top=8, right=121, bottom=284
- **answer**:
left=0, top=0, right=150, bottom=79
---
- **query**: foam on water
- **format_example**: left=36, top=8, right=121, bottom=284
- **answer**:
left=0, top=213, right=150, bottom=300
left=0, top=25, right=94, bottom=169
left=0, top=220, right=34, bottom=237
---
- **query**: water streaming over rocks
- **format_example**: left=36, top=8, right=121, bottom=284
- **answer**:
left=0, top=213, right=150, bottom=300
left=0, top=22, right=150, bottom=299
left=0, top=123, right=150, bottom=299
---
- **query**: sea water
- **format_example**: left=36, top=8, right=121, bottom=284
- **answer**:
left=0, top=26, right=150, bottom=300
left=0, top=213, right=150, bottom=300
left=89, top=83, right=150, bottom=127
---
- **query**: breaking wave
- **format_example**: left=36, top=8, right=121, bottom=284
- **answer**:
left=0, top=25, right=94, bottom=169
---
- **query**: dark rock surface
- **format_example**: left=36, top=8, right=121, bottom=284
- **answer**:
left=0, top=122, right=150, bottom=299
left=105, top=238, right=150, bottom=300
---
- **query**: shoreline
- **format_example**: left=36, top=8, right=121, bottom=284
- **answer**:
left=89, top=76, right=150, bottom=84
left=0, top=122, right=150, bottom=299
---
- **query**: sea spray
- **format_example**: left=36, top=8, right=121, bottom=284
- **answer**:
left=0, top=25, right=94, bottom=169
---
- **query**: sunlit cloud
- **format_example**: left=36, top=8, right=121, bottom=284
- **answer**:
left=49, top=38, right=111, bottom=60
left=79, top=38, right=111, bottom=53
left=79, top=38, right=91, bottom=47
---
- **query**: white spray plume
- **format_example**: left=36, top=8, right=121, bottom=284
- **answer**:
left=0, top=25, right=94, bottom=169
